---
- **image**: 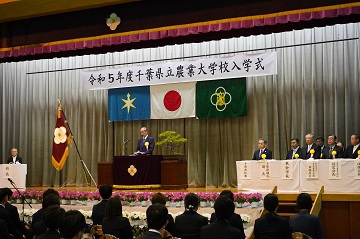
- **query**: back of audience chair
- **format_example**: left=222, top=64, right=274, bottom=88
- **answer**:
left=161, top=229, right=173, bottom=239
left=90, top=225, right=104, bottom=239
left=292, top=232, right=313, bottom=239
left=99, top=235, right=119, bottom=239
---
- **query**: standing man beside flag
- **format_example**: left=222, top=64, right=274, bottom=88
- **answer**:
left=52, top=100, right=71, bottom=170
left=136, top=127, right=155, bottom=155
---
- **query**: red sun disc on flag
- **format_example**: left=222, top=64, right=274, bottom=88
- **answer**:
left=163, top=90, right=181, bottom=111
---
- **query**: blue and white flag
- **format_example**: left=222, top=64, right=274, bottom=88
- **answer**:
left=108, top=86, right=150, bottom=121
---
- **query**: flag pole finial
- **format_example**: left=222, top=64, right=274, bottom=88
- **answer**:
left=57, top=99, right=62, bottom=118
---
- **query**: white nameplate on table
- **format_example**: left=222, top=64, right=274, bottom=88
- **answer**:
left=328, top=160, right=341, bottom=179
left=259, top=161, right=271, bottom=179
left=355, top=159, right=360, bottom=179
left=306, top=160, right=319, bottom=179
left=238, top=161, right=251, bottom=179
left=281, top=160, right=294, bottom=179
left=1, top=165, right=13, bottom=178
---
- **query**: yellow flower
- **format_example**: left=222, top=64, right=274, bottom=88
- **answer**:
left=332, top=151, right=337, bottom=156
left=54, top=126, right=67, bottom=144
left=309, top=149, right=315, bottom=154
left=261, top=154, right=266, bottom=159
left=358, top=150, right=360, bottom=155
left=144, top=142, right=149, bottom=147
left=294, top=153, right=299, bottom=159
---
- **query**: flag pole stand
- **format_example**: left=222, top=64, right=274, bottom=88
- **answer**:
left=59, top=101, right=98, bottom=188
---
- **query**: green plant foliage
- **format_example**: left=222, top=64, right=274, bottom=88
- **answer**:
left=155, top=130, right=187, bottom=154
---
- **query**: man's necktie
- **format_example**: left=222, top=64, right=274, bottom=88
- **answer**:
left=259, top=149, right=262, bottom=158
left=329, top=147, right=333, bottom=158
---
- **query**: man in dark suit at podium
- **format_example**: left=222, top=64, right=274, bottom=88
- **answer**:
left=252, top=138, right=273, bottom=160
left=136, top=127, right=155, bottom=155
left=286, top=138, right=303, bottom=159
left=344, top=134, right=360, bottom=159
left=7, top=148, right=23, bottom=164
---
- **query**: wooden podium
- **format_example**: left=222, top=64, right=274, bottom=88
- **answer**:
left=97, top=162, right=113, bottom=186
left=161, top=155, right=188, bottom=189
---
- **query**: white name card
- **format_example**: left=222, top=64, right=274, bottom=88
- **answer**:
left=259, top=161, right=271, bottom=179
left=328, top=160, right=342, bottom=179
left=306, top=161, right=319, bottom=179
left=2, top=165, right=13, bottom=178
left=355, top=159, right=360, bottom=179
left=238, top=161, right=251, bottom=180
left=281, top=160, right=294, bottom=179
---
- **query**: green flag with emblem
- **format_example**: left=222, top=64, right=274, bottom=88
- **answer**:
left=196, top=78, right=247, bottom=119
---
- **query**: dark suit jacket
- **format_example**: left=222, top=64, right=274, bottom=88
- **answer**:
left=289, top=211, right=323, bottom=239
left=252, top=148, right=273, bottom=160
left=0, top=205, right=23, bottom=239
left=91, top=199, right=108, bottom=225
left=322, top=145, right=344, bottom=159
left=343, top=145, right=360, bottom=159
left=5, top=202, right=33, bottom=239
left=102, top=216, right=133, bottom=239
left=0, top=218, right=10, bottom=239
left=285, top=147, right=302, bottom=159
left=136, top=136, right=155, bottom=155
left=135, top=231, right=163, bottom=239
left=200, top=219, right=244, bottom=239
left=33, top=220, right=47, bottom=237
left=301, top=144, right=321, bottom=159
left=210, top=212, right=245, bottom=239
left=165, top=213, right=175, bottom=236
left=35, top=229, right=60, bottom=239
left=174, top=210, right=208, bottom=239
left=254, top=212, right=292, bottom=239
left=31, top=208, right=43, bottom=229
left=7, top=156, right=22, bottom=164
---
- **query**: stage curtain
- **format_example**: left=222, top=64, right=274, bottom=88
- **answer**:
left=0, top=23, right=359, bottom=187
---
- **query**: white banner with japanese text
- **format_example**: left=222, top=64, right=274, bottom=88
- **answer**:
left=81, top=52, right=277, bottom=90
left=306, top=160, right=319, bottom=179
left=328, top=160, right=342, bottom=179
left=281, top=160, right=294, bottom=180
left=259, top=161, right=271, bottom=180
left=238, top=161, right=252, bottom=180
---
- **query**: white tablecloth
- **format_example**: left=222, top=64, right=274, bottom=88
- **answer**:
left=237, top=159, right=360, bottom=193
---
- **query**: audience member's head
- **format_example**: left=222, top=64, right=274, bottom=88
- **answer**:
left=214, top=195, right=235, bottom=221
left=42, top=205, right=66, bottom=230
left=0, top=188, right=8, bottom=204
left=42, top=194, right=60, bottom=209
left=337, top=141, right=344, bottom=148
left=184, top=193, right=200, bottom=211
left=219, top=190, right=234, bottom=202
left=146, top=203, right=168, bottom=231
left=151, top=192, right=167, bottom=205
left=264, top=193, right=278, bottom=213
left=3, top=187, right=13, bottom=200
left=43, top=188, right=60, bottom=198
left=296, top=193, right=313, bottom=211
left=59, top=210, right=86, bottom=239
left=104, top=197, right=122, bottom=221
left=99, top=184, right=112, bottom=200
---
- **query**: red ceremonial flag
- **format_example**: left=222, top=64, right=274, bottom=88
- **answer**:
left=51, top=103, right=70, bottom=171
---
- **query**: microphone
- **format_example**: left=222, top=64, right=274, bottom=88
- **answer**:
left=123, top=139, right=130, bottom=145
left=7, top=178, right=14, bottom=184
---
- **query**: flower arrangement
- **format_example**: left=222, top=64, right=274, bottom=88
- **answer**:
left=261, top=154, right=266, bottom=159
left=294, top=153, right=299, bottom=159
left=240, top=214, right=251, bottom=223
left=59, top=190, right=77, bottom=200
left=124, top=192, right=136, bottom=203
left=155, top=130, right=187, bottom=154
left=234, top=193, right=246, bottom=204
left=136, top=192, right=152, bottom=202
left=197, top=192, right=209, bottom=202
left=87, top=191, right=101, bottom=201
left=246, top=193, right=262, bottom=203
left=77, top=191, right=88, bottom=201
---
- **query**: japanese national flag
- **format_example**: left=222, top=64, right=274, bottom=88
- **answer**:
left=150, top=82, right=196, bottom=119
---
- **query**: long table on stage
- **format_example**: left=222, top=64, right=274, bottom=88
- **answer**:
left=236, top=159, right=360, bottom=193
left=112, top=155, right=162, bottom=189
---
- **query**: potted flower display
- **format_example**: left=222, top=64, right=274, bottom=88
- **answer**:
left=240, top=214, right=251, bottom=229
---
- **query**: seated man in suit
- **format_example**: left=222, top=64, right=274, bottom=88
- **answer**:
left=33, top=194, right=61, bottom=236
left=7, top=148, right=23, bottom=164
left=0, top=188, right=25, bottom=239
left=58, top=210, right=86, bottom=239
left=301, top=134, right=321, bottom=159
left=136, top=204, right=168, bottom=239
left=289, top=193, right=323, bottom=239
left=252, top=138, right=272, bottom=160
left=344, top=134, right=360, bottom=159
left=36, top=205, right=65, bottom=239
left=315, top=137, right=326, bottom=159
left=322, top=134, right=343, bottom=159
left=136, top=127, right=155, bottom=155
left=286, top=138, right=302, bottom=159
left=253, top=193, right=292, bottom=239
left=210, top=190, right=245, bottom=238
left=201, top=195, right=245, bottom=239
left=4, top=188, right=33, bottom=239
left=91, top=184, right=112, bottom=225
